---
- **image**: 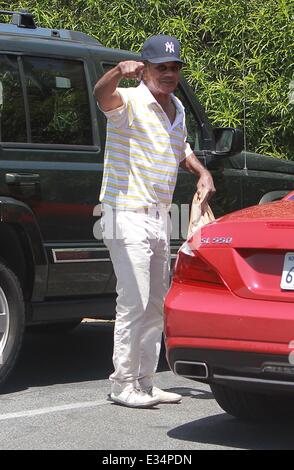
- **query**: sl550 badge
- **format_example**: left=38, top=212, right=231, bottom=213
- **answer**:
left=201, top=236, right=233, bottom=245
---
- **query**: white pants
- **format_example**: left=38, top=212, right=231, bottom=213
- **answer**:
left=101, top=205, right=171, bottom=392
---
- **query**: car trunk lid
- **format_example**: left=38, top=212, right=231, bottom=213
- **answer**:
left=195, top=201, right=294, bottom=302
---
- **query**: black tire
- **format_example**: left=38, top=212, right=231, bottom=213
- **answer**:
left=0, top=262, right=25, bottom=389
left=28, top=319, right=82, bottom=335
left=211, top=383, right=294, bottom=421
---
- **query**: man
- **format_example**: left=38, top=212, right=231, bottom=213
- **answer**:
left=94, top=34, right=215, bottom=408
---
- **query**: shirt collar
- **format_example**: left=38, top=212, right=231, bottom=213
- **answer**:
left=137, top=81, right=158, bottom=105
left=137, top=81, right=185, bottom=116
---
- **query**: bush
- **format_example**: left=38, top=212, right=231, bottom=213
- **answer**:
left=1, top=0, right=293, bottom=159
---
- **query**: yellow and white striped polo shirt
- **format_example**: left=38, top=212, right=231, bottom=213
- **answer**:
left=99, top=82, right=192, bottom=209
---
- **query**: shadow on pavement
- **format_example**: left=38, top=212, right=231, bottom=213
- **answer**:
left=166, top=386, right=213, bottom=400
left=168, top=412, right=294, bottom=450
left=1, top=321, right=169, bottom=394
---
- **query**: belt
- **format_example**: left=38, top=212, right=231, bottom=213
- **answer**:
left=101, top=204, right=168, bottom=219
left=142, top=207, right=160, bottom=218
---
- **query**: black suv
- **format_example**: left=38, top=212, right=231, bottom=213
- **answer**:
left=0, top=10, right=293, bottom=388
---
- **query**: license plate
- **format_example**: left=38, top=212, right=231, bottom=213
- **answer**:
left=281, top=252, right=294, bottom=290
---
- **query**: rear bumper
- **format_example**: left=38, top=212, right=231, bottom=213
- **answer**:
left=164, top=282, right=294, bottom=394
left=168, top=347, right=294, bottom=395
left=165, top=282, right=294, bottom=347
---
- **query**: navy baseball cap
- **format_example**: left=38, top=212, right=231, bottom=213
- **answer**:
left=141, top=34, right=185, bottom=64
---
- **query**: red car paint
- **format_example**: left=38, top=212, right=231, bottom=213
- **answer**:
left=164, top=197, right=294, bottom=400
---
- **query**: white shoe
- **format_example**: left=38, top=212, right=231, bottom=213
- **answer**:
left=144, top=386, right=182, bottom=404
left=109, top=388, right=159, bottom=408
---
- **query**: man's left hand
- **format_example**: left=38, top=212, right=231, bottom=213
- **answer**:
left=196, top=170, right=216, bottom=204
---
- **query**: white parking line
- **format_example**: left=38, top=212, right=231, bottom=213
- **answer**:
left=0, top=399, right=108, bottom=421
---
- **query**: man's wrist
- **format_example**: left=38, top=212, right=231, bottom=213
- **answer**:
left=198, top=167, right=210, bottom=177
left=112, top=64, right=124, bottom=81
left=186, top=153, right=207, bottom=176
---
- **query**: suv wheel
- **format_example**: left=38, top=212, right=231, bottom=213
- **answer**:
left=211, top=383, right=294, bottom=421
left=0, top=262, right=25, bottom=388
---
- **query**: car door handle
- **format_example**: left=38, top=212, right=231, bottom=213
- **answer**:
left=5, top=173, right=40, bottom=185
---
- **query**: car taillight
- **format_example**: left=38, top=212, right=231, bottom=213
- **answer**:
left=173, top=242, right=224, bottom=286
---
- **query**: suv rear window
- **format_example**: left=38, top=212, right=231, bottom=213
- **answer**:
left=0, top=54, right=27, bottom=142
left=0, top=54, right=93, bottom=146
left=23, top=57, right=92, bottom=145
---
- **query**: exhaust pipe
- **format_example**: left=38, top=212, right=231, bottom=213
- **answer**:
left=174, top=360, right=209, bottom=379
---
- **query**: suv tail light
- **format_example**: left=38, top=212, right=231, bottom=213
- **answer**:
left=173, top=242, right=224, bottom=287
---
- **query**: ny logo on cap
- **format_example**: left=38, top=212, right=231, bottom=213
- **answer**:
left=165, top=42, right=175, bottom=53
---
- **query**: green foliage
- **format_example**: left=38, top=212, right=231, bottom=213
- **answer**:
left=1, top=0, right=294, bottom=159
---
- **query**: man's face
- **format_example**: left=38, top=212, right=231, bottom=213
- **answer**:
left=143, top=61, right=181, bottom=96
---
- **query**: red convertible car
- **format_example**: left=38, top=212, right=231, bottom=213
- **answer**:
left=164, top=191, right=294, bottom=420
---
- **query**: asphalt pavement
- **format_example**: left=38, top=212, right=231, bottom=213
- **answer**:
left=0, top=320, right=294, bottom=450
